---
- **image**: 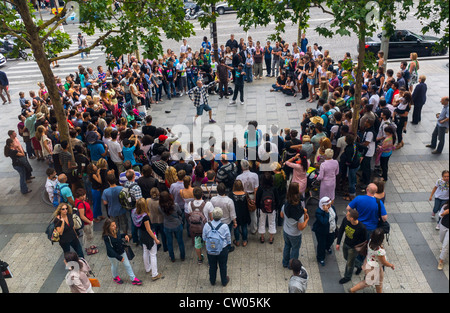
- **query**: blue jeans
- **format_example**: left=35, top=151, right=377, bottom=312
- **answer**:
left=91, top=188, right=102, bottom=218
left=348, top=167, right=359, bottom=196
left=151, top=223, right=168, bottom=251
left=155, top=84, right=162, bottom=101
left=282, top=231, right=302, bottom=268
left=13, top=165, right=28, bottom=194
left=272, top=84, right=283, bottom=92
left=164, top=224, right=185, bottom=260
left=433, top=198, right=447, bottom=214
left=108, top=253, right=136, bottom=281
left=234, top=224, right=248, bottom=242
left=166, top=81, right=177, bottom=99
left=187, top=76, right=196, bottom=90
left=245, top=65, right=253, bottom=82
left=79, top=46, right=86, bottom=59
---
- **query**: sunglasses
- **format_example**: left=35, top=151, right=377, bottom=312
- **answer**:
left=61, top=207, right=68, bottom=211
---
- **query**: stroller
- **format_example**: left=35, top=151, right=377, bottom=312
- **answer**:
left=304, top=166, right=320, bottom=207
left=120, top=99, right=146, bottom=126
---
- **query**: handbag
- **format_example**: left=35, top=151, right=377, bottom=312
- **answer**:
left=123, top=242, right=135, bottom=261
left=376, top=199, right=390, bottom=237
left=354, top=240, right=368, bottom=256
left=246, top=192, right=257, bottom=212
left=80, top=258, right=100, bottom=287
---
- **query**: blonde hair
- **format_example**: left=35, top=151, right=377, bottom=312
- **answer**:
left=410, top=52, right=418, bottom=60
left=97, top=158, right=108, bottom=169
left=274, top=162, right=286, bottom=181
left=165, top=166, right=177, bottom=186
left=104, top=127, right=113, bottom=139
left=35, top=125, right=46, bottom=141
left=136, top=198, right=149, bottom=215
left=52, top=203, right=73, bottom=218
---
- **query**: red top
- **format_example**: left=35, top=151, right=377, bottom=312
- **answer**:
left=74, top=199, right=93, bottom=223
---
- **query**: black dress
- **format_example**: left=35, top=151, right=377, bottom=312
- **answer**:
left=230, top=192, right=251, bottom=226
left=138, top=215, right=154, bottom=250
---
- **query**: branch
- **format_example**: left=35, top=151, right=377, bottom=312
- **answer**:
left=40, top=14, right=71, bottom=43
left=0, top=21, right=32, bottom=49
left=315, top=3, right=334, bottom=16
left=37, top=1, right=69, bottom=31
left=48, top=29, right=118, bottom=62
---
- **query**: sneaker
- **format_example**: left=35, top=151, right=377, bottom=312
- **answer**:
left=113, top=276, right=123, bottom=284
left=209, top=119, right=216, bottom=124
left=431, top=213, right=435, bottom=219
left=152, top=273, right=164, bottom=281
left=438, top=261, right=444, bottom=271
left=198, top=254, right=204, bottom=264
left=339, top=277, right=351, bottom=284
left=229, top=100, right=236, bottom=105
left=132, top=278, right=143, bottom=285
left=436, top=224, right=440, bottom=230
left=319, top=260, right=325, bottom=266
left=240, top=102, right=245, bottom=105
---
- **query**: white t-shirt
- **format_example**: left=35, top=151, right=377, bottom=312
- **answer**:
left=180, top=44, right=189, bottom=54
left=363, top=131, right=376, bottom=157
left=336, top=136, right=347, bottom=161
left=108, top=139, right=123, bottom=163
left=435, top=179, right=449, bottom=200
left=176, top=62, right=187, bottom=77
left=186, top=199, right=214, bottom=222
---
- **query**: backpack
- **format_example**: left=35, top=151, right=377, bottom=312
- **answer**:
left=118, top=183, right=137, bottom=210
left=74, top=202, right=87, bottom=230
left=53, top=184, right=70, bottom=207
left=218, top=163, right=237, bottom=189
left=189, top=201, right=207, bottom=235
left=205, top=222, right=225, bottom=256
left=45, top=218, right=60, bottom=245
left=260, top=188, right=275, bottom=214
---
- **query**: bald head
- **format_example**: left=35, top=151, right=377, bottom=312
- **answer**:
left=58, top=174, right=67, bottom=183
left=367, top=183, right=378, bottom=196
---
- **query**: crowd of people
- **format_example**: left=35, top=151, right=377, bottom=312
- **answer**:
left=1, top=29, right=448, bottom=293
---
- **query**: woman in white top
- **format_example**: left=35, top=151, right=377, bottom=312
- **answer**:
left=349, top=228, right=395, bottom=293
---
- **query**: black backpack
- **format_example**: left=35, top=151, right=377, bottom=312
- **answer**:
left=260, top=188, right=275, bottom=214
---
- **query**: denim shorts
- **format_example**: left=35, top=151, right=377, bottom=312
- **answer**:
left=196, top=103, right=212, bottom=116
left=307, top=78, right=315, bottom=85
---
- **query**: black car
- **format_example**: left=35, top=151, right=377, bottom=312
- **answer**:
left=364, top=30, right=448, bottom=59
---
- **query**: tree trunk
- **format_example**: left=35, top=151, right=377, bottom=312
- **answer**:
left=351, top=22, right=367, bottom=136
left=297, top=12, right=303, bottom=46
left=211, top=4, right=219, bottom=62
left=14, top=0, right=72, bottom=156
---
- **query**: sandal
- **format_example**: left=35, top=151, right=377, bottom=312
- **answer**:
left=90, top=245, right=97, bottom=250
left=260, top=237, right=265, bottom=244
left=269, top=237, right=274, bottom=244
left=86, top=248, right=98, bottom=255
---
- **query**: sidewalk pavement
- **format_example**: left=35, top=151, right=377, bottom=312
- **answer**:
left=0, top=59, right=448, bottom=293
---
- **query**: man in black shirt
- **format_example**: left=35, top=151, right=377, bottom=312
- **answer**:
left=217, top=58, right=233, bottom=99
left=225, top=34, right=239, bottom=51
left=229, top=64, right=245, bottom=105
left=142, top=115, right=156, bottom=137
left=336, top=209, right=367, bottom=284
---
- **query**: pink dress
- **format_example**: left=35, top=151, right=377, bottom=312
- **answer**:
left=286, top=161, right=309, bottom=195
left=317, top=159, right=339, bottom=201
